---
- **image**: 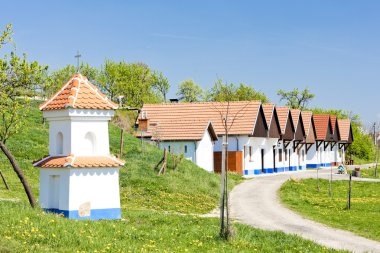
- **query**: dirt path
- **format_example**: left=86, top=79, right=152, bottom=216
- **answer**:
left=230, top=170, right=380, bottom=253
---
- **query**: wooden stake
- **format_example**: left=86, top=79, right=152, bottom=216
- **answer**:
left=158, top=148, right=167, bottom=175
left=347, top=174, right=352, bottom=209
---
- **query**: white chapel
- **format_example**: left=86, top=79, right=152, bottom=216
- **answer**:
left=33, top=73, right=124, bottom=220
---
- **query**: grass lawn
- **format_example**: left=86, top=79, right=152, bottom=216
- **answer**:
left=0, top=103, right=345, bottom=252
left=280, top=178, right=380, bottom=242
left=0, top=201, right=343, bottom=252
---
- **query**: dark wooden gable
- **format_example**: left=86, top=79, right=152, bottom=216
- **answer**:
left=332, top=120, right=340, bottom=142
left=306, top=117, right=316, bottom=143
left=294, top=114, right=306, bottom=141
left=348, top=124, right=354, bottom=143
left=252, top=106, right=268, bottom=137
left=282, top=111, right=295, bottom=141
left=268, top=108, right=281, bottom=138
left=325, top=118, right=334, bottom=141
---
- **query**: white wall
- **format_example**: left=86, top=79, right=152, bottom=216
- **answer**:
left=40, top=167, right=120, bottom=213
left=158, top=130, right=215, bottom=172
left=159, top=141, right=196, bottom=162
left=196, top=130, right=214, bottom=172
left=44, top=109, right=114, bottom=157
left=69, top=168, right=120, bottom=211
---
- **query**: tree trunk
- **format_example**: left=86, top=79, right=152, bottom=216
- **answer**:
left=0, top=170, right=10, bottom=190
left=219, top=135, right=227, bottom=238
left=0, top=140, right=36, bottom=207
left=119, top=128, right=124, bottom=159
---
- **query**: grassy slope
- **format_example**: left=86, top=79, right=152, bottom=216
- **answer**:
left=280, top=178, right=380, bottom=241
left=348, top=166, right=380, bottom=179
left=0, top=103, right=344, bottom=252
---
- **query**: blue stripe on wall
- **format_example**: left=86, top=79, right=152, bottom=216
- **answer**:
left=306, top=164, right=319, bottom=169
left=44, top=208, right=121, bottom=220
left=289, top=166, right=297, bottom=171
left=263, top=168, right=274, bottom=174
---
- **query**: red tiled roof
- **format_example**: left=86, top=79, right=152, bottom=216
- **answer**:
left=141, top=120, right=218, bottom=141
left=39, top=74, right=118, bottom=111
left=290, top=109, right=301, bottom=131
left=276, top=106, right=290, bottom=135
left=301, top=111, right=313, bottom=136
left=262, top=103, right=275, bottom=127
left=33, top=155, right=124, bottom=168
left=139, top=101, right=262, bottom=136
left=313, top=114, right=331, bottom=140
left=338, top=119, right=352, bottom=142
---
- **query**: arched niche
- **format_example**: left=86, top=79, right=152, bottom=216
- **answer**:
left=56, top=132, right=63, bottom=155
left=84, top=132, right=96, bottom=155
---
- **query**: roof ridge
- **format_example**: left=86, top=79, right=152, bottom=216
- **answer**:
left=39, top=77, right=75, bottom=110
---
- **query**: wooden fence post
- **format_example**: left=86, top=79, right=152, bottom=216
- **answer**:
left=347, top=174, right=352, bottom=209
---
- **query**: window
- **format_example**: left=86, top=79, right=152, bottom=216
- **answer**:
left=168, top=145, right=171, bottom=153
left=184, top=145, right=187, bottom=153
left=249, top=146, right=253, bottom=161
left=302, top=150, right=305, bottom=161
left=285, top=149, right=288, bottom=161
left=56, top=132, right=63, bottom=155
left=279, top=149, right=283, bottom=162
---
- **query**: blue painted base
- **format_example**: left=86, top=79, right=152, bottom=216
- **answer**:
left=275, top=167, right=285, bottom=173
left=263, top=168, right=274, bottom=174
left=44, top=208, right=121, bottom=220
left=320, top=163, right=332, bottom=167
left=298, top=165, right=306, bottom=170
left=306, top=164, right=320, bottom=169
left=289, top=166, right=297, bottom=171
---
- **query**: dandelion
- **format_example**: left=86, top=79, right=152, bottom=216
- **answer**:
left=52, top=233, right=56, bottom=238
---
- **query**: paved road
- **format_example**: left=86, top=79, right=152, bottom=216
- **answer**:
left=230, top=169, right=380, bottom=253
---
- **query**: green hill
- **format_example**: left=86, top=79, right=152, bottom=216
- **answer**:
left=0, top=102, right=343, bottom=252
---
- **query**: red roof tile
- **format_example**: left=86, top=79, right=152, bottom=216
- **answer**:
left=330, top=116, right=337, bottom=134
left=33, top=155, right=124, bottom=168
left=338, top=119, right=352, bottom=142
left=290, top=109, right=301, bottom=131
left=313, top=114, right=331, bottom=140
left=262, top=103, right=275, bottom=127
left=276, top=106, right=291, bottom=135
left=139, top=101, right=262, bottom=136
left=301, top=111, right=313, bottom=136
left=39, top=74, right=118, bottom=111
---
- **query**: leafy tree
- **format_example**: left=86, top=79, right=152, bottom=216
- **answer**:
left=277, top=88, right=315, bottom=109
left=115, top=62, right=160, bottom=107
left=152, top=71, right=170, bottom=102
left=0, top=24, right=48, bottom=207
left=176, top=79, right=204, bottom=102
left=206, top=79, right=269, bottom=102
left=97, top=60, right=120, bottom=102
left=42, top=63, right=98, bottom=98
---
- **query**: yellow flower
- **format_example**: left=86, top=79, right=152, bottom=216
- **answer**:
left=52, top=233, right=56, bottom=238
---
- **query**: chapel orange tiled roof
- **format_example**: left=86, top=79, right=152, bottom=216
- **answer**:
left=262, top=103, right=275, bottom=127
left=313, top=114, right=331, bottom=140
left=276, top=106, right=291, bottom=135
left=301, top=111, right=313, bottom=136
left=140, top=101, right=262, bottom=136
left=33, top=155, right=124, bottom=168
left=337, top=119, right=352, bottom=142
left=39, top=74, right=118, bottom=111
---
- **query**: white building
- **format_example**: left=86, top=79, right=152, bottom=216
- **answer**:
left=306, top=114, right=333, bottom=169
left=290, top=109, right=307, bottom=170
left=275, top=106, right=296, bottom=172
left=34, top=74, right=124, bottom=220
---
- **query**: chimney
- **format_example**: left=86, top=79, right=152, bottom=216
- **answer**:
left=169, top=98, right=179, bottom=103
left=138, top=111, right=149, bottom=131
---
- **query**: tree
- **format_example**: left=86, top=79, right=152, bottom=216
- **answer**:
left=97, top=60, right=120, bottom=102
left=42, top=63, right=98, bottom=98
left=206, top=79, right=269, bottom=102
left=277, top=88, right=315, bottom=109
left=176, top=79, right=203, bottom=102
left=152, top=71, right=170, bottom=102
left=0, top=24, right=48, bottom=207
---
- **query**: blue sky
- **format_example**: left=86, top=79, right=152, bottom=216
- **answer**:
left=2, top=0, right=379, bottom=125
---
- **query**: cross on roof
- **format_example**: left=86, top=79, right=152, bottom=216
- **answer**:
left=75, top=50, right=81, bottom=73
